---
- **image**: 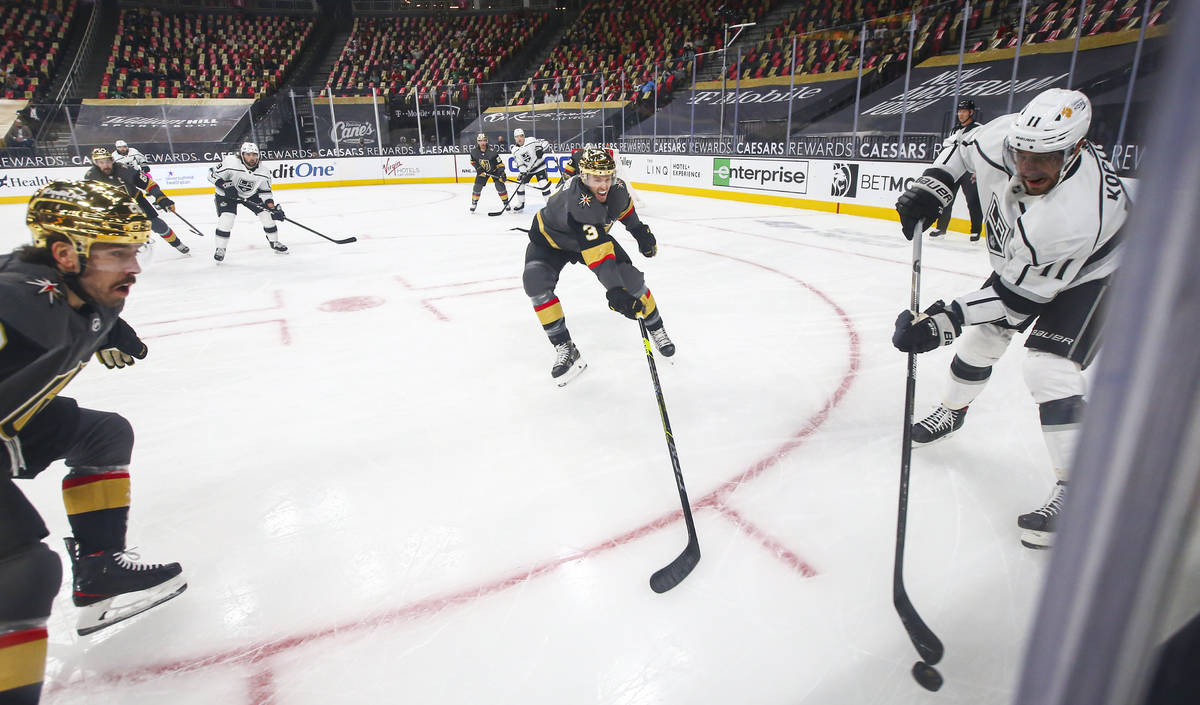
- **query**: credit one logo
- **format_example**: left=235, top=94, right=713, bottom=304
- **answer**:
left=271, top=162, right=336, bottom=179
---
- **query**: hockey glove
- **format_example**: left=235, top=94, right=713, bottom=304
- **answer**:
left=156, top=196, right=175, bottom=212
left=96, top=319, right=148, bottom=369
left=242, top=197, right=265, bottom=214
left=896, top=169, right=955, bottom=240
left=892, top=299, right=964, bottom=354
left=215, top=179, right=234, bottom=194
left=630, top=224, right=657, bottom=258
left=265, top=201, right=286, bottom=221
left=606, top=287, right=644, bottom=320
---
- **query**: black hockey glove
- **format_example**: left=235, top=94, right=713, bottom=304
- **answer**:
left=606, top=287, right=644, bottom=320
left=96, top=318, right=148, bottom=369
left=265, top=201, right=286, bottom=221
left=215, top=179, right=234, bottom=194
left=896, top=169, right=955, bottom=240
left=156, top=196, right=175, bottom=212
left=630, top=224, right=657, bottom=257
left=892, top=299, right=964, bottom=354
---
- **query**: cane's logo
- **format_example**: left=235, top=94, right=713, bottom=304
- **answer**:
left=831, top=163, right=858, bottom=197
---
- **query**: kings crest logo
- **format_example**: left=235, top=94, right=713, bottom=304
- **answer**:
left=831, top=163, right=858, bottom=197
left=985, top=195, right=1012, bottom=256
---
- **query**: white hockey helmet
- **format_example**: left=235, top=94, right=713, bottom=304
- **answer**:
left=513, top=128, right=525, bottom=138
left=240, top=142, right=261, bottom=155
left=114, top=139, right=128, bottom=148
left=1008, top=88, right=1091, bottom=154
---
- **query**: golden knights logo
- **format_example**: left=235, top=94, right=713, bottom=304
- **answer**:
left=985, top=196, right=1011, bottom=256
left=26, top=277, right=64, bottom=304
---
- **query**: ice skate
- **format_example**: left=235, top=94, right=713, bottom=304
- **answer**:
left=214, top=246, right=226, bottom=262
left=551, top=341, right=586, bottom=387
left=66, top=538, right=187, bottom=636
left=648, top=325, right=675, bottom=358
left=1018, top=481, right=1066, bottom=549
left=930, top=229, right=947, bottom=238
left=173, top=241, right=190, bottom=255
left=268, top=240, right=289, bottom=254
left=970, top=232, right=981, bottom=242
left=911, top=404, right=967, bottom=445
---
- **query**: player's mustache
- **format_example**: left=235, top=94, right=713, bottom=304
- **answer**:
left=117, top=276, right=137, bottom=287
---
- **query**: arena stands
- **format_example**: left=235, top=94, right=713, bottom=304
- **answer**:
left=972, top=0, right=1172, bottom=51
left=1, top=0, right=76, bottom=100
left=325, top=12, right=546, bottom=102
left=510, top=0, right=777, bottom=105
left=98, top=8, right=313, bottom=99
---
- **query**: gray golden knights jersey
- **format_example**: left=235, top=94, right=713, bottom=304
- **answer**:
left=0, top=256, right=123, bottom=441
left=114, top=147, right=148, bottom=171
left=931, top=114, right=1129, bottom=327
left=532, top=177, right=644, bottom=273
left=208, top=154, right=274, bottom=202
left=511, top=138, right=550, bottom=174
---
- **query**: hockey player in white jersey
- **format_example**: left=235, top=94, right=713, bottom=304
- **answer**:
left=113, top=140, right=150, bottom=174
left=207, top=142, right=288, bottom=262
left=509, top=128, right=551, bottom=213
left=891, top=88, right=1128, bottom=549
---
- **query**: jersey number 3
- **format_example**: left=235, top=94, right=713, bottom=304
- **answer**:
left=582, top=225, right=600, bottom=241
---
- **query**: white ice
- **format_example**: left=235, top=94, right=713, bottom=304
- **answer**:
left=3, top=183, right=1059, bottom=704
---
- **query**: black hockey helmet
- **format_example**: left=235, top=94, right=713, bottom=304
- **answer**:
left=958, top=99, right=976, bottom=111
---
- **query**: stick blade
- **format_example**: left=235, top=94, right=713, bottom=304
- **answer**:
left=334, top=236, right=358, bottom=244
left=650, top=542, right=700, bottom=593
left=894, top=588, right=944, bottom=664
left=487, top=208, right=508, bottom=217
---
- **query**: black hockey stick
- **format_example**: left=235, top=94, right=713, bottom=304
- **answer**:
left=489, top=172, right=536, bottom=216
left=233, top=197, right=356, bottom=244
left=894, top=221, right=945, bottom=691
left=637, top=315, right=701, bottom=593
left=166, top=209, right=204, bottom=237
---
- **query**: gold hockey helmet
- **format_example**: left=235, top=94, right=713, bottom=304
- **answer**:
left=91, top=147, right=113, bottom=162
left=476, top=132, right=487, bottom=142
left=27, top=180, right=152, bottom=258
left=578, top=148, right=616, bottom=177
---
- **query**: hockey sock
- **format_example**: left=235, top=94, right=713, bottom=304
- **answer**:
left=532, top=294, right=569, bottom=344
left=942, top=355, right=992, bottom=410
left=62, top=466, right=130, bottom=554
left=1039, top=395, right=1084, bottom=482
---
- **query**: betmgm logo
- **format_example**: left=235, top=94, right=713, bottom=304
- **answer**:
left=830, top=163, right=858, bottom=198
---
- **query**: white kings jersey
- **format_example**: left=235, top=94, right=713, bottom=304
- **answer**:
left=113, top=146, right=148, bottom=170
left=511, top=137, right=550, bottom=174
left=208, top=153, right=274, bottom=202
left=931, top=115, right=1129, bottom=328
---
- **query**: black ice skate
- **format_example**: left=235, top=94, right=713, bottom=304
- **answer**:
left=930, top=229, right=947, bottom=238
left=173, top=241, right=190, bottom=255
left=648, top=325, right=676, bottom=357
left=470, top=202, right=478, bottom=213
left=214, top=246, right=226, bottom=262
left=911, top=404, right=968, bottom=445
left=551, top=341, right=586, bottom=387
left=66, top=538, right=187, bottom=636
left=970, top=232, right=981, bottom=242
left=268, top=240, right=289, bottom=254
left=1018, top=480, right=1066, bottom=549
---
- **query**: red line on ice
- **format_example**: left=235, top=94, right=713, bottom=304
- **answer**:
left=49, top=244, right=859, bottom=700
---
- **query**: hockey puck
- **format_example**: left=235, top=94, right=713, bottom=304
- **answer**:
left=911, top=661, right=944, bottom=691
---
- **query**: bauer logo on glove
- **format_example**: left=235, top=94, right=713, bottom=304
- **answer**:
left=892, top=300, right=964, bottom=354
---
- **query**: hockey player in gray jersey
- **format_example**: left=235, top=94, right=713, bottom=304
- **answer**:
left=1, top=181, right=187, bottom=702
left=207, top=142, right=287, bottom=262
left=85, top=147, right=190, bottom=255
left=509, top=128, right=552, bottom=213
left=113, top=140, right=149, bottom=174
left=892, top=88, right=1128, bottom=549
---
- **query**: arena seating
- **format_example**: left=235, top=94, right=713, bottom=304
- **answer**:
left=98, top=9, right=313, bottom=99
left=511, top=0, right=777, bottom=105
left=1, top=0, right=75, bottom=100
left=326, top=13, right=546, bottom=103
left=971, top=0, right=1171, bottom=52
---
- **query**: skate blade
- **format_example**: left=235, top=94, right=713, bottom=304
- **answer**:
left=910, top=429, right=959, bottom=447
left=77, top=575, right=188, bottom=636
left=554, top=360, right=587, bottom=387
left=1020, top=530, right=1053, bottom=550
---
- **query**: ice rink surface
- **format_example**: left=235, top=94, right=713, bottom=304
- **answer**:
left=2, top=183, right=1062, bottom=704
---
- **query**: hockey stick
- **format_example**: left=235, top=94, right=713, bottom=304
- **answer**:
left=166, top=209, right=204, bottom=237
left=489, top=173, right=531, bottom=216
left=637, top=315, right=701, bottom=593
left=894, top=221, right=945, bottom=691
left=233, top=197, right=356, bottom=244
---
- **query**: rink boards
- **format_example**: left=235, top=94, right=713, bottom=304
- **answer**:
left=0, top=151, right=1062, bottom=232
